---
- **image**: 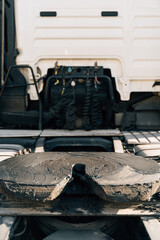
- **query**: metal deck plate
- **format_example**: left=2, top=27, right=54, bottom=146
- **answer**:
left=41, top=129, right=121, bottom=137
left=123, top=131, right=160, bottom=145
left=0, top=129, right=121, bottom=138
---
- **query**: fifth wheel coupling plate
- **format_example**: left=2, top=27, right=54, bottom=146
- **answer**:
left=0, top=152, right=159, bottom=202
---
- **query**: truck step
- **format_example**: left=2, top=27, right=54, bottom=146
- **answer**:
left=123, top=131, right=160, bottom=145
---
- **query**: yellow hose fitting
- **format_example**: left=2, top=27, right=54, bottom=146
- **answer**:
left=54, top=80, right=59, bottom=85
left=61, top=88, right=65, bottom=95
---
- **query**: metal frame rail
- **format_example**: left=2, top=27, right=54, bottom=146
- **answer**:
left=0, top=199, right=159, bottom=217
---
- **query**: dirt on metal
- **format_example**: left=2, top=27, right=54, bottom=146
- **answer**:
left=0, top=152, right=159, bottom=202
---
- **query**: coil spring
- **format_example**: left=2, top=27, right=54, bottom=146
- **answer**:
left=51, top=101, right=65, bottom=128
left=62, top=85, right=76, bottom=130
left=49, top=82, right=65, bottom=128
left=91, top=89, right=103, bottom=129
left=50, top=78, right=103, bottom=130
left=50, top=82, right=76, bottom=129
left=82, top=81, right=92, bottom=130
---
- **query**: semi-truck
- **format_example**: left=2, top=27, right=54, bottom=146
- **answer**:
left=0, top=0, right=160, bottom=239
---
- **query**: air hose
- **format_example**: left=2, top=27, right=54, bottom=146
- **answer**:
left=63, top=81, right=76, bottom=130
left=82, top=80, right=92, bottom=130
left=91, top=88, right=103, bottom=129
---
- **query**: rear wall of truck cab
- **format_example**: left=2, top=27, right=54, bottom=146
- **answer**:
left=15, top=0, right=160, bottom=100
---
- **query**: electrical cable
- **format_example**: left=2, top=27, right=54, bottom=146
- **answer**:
left=1, top=75, right=46, bottom=88
left=0, top=65, right=43, bottom=129
left=46, top=73, right=113, bottom=130
left=9, top=217, right=27, bottom=238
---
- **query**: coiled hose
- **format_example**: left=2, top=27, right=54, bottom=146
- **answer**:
left=50, top=78, right=103, bottom=130
left=91, top=88, right=103, bottom=129
left=62, top=83, right=76, bottom=130
left=82, top=80, right=92, bottom=130
left=51, top=100, right=65, bottom=128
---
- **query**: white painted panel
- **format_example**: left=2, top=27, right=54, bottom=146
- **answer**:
left=15, top=0, right=160, bottom=100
